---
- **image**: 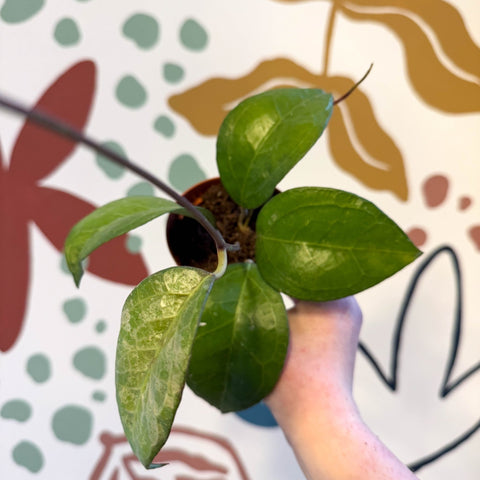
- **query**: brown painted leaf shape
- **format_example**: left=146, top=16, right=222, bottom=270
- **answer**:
left=169, top=57, right=408, bottom=199
left=169, top=58, right=322, bottom=135
left=10, top=60, right=96, bottom=180
left=344, top=0, right=480, bottom=79
left=340, top=5, right=480, bottom=113
left=322, top=75, right=408, bottom=200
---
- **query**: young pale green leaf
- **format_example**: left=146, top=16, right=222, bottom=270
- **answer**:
left=64, top=196, right=204, bottom=286
left=115, top=267, right=214, bottom=467
left=217, top=88, right=333, bottom=209
left=187, top=262, right=288, bottom=412
left=256, top=187, right=422, bottom=301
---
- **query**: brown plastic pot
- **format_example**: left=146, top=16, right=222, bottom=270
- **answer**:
left=166, top=178, right=221, bottom=272
left=166, top=177, right=276, bottom=272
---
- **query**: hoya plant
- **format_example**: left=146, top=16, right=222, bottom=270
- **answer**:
left=0, top=75, right=421, bottom=469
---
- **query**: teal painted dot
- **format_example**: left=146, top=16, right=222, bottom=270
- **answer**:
left=153, top=115, right=175, bottom=138
left=168, top=153, right=206, bottom=191
left=60, top=255, right=70, bottom=274
left=0, top=0, right=44, bottom=23
left=54, top=18, right=81, bottom=46
left=127, top=182, right=154, bottom=197
left=179, top=18, right=208, bottom=51
left=95, top=320, right=107, bottom=333
left=92, top=390, right=107, bottom=402
left=52, top=405, right=93, bottom=445
left=96, top=141, right=127, bottom=179
left=73, top=346, right=106, bottom=380
left=1, top=399, right=32, bottom=422
left=123, top=13, right=159, bottom=49
left=63, top=298, right=87, bottom=324
left=116, top=75, right=147, bottom=108
left=12, top=441, right=44, bottom=473
left=163, top=63, right=184, bottom=84
left=26, top=354, right=51, bottom=383
left=126, top=235, right=142, bottom=253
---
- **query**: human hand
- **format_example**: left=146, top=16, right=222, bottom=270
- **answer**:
left=265, top=297, right=363, bottom=424
left=265, top=298, right=418, bottom=480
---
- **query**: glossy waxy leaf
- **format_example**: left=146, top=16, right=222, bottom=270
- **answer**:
left=217, top=88, right=333, bottom=209
left=187, top=262, right=288, bottom=412
left=256, top=187, right=422, bottom=301
left=115, top=267, right=214, bottom=467
left=64, top=196, right=199, bottom=286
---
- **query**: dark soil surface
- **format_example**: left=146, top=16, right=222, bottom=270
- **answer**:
left=166, top=181, right=259, bottom=272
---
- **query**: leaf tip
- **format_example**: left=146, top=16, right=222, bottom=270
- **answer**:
left=148, top=462, right=168, bottom=469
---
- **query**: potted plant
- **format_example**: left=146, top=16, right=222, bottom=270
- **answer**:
left=0, top=72, right=421, bottom=470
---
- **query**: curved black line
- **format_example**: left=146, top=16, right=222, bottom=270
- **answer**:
left=358, top=245, right=463, bottom=392
left=358, top=341, right=394, bottom=389
left=408, top=417, right=480, bottom=472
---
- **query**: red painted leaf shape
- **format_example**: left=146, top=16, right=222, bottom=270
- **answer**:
left=0, top=198, right=29, bottom=352
left=340, top=5, right=480, bottom=113
left=31, top=187, right=148, bottom=286
left=10, top=60, right=96, bottom=181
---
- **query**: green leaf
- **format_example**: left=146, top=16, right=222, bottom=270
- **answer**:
left=217, top=88, right=333, bottom=209
left=115, top=267, right=214, bottom=467
left=64, top=196, right=208, bottom=286
left=256, top=187, right=422, bottom=301
left=187, top=262, right=288, bottom=412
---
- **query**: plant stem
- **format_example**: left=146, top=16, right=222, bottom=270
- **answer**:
left=0, top=94, right=237, bottom=265
left=333, top=63, right=373, bottom=105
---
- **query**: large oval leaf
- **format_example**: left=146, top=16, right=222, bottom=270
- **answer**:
left=116, top=267, right=214, bottom=467
left=64, top=196, right=194, bottom=286
left=217, top=88, right=333, bottom=209
left=187, top=262, right=288, bottom=412
left=256, top=187, right=422, bottom=301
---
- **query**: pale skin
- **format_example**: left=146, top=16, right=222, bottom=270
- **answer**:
left=265, top=298, right=419, bottom=480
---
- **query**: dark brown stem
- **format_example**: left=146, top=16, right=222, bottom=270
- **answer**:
left=0, top=94, right=237, bottom=262
left=333, top=63, right=373, bottom=105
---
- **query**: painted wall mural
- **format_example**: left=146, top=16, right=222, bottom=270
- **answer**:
left=0, top=0, right=479, bottom=478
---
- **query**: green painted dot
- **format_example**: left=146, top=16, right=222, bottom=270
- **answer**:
left=123, top=13, right=159, bottom=49
left=52, top=405, right=93, bottom=445
left=127, top=181, right=154, bottom=197
left=63, top=298, right=87, bottom=324
left=168, top=154, right=206, bottom=191
left=163, top=63, right=184, bottom=84
left=179, top=18, right=208, bottom=51
left=12, top=441, right=44, bottom=473
left=126, top=235, right=142, bottom=253
left=153, top=115, right=175, bottom=138
left=54, top=18, right=81, bottom=46
left=0, top=0, right=44, bottom=23
left=26, top=354, right=51, bottom=383
left=116, top=75, right=147, bottom=108
left=92, top=390, right=107, bottom=402
left=96, top=141, right=126, bottom=179
left=1, top=399, right=32, bottom=422
left=95, top=320, right=107, bottom=333
left=73, top=346, right=106, bottom=380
